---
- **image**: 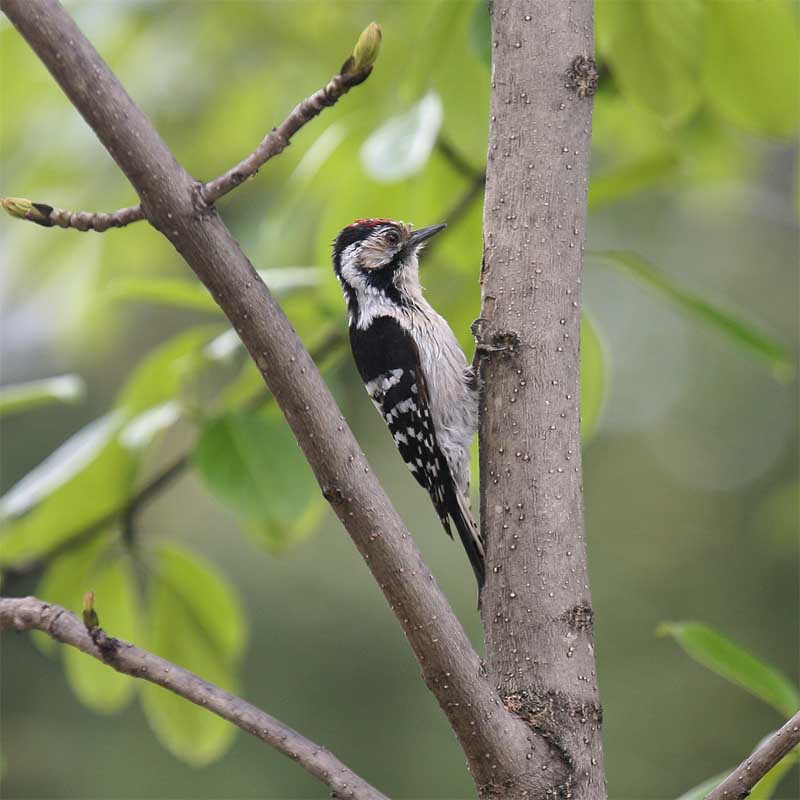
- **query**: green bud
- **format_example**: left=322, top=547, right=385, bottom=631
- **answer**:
left=1, top=196, right=53, bottom=226
left=2, top=197, right=33, bottom=219
left=341, top=22, right=382, bottom=77
left=352, top=22, right=382, bottom=71
left=82, top=591, right=100, bottom=630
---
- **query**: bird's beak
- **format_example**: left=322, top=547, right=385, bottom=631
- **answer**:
left=408, top=223, right=447, bottom=248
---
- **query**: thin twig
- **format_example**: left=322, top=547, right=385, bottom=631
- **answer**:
left=45, top=203, right=146, bottom=231
left=436, top=137, right=484, bottom=181
left=443, top=172, right=486, bottom=228
left=1, top=70, right=373, bottom=232
left=705, top=710, right=800, bottom=800
left=0, top=595, right=388, bottom=800
left=202, top=72, right=365, bottom=204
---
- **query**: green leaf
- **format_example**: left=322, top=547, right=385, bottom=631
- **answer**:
left=33, top=532, right=116, bottom=655
left=105, top=269, right=324, bottom=314
left=193, top=410, right=324, bottom=552
left=0, top=329, right=220, bottom=569
left=361, top=92, right=444, bottom=183
left=590, top=251, right=794, bottom=378
left=703, top=0, right=799, bottom=138
left=149, top=542, right=247, bottom=661
left=675, top=745, right=798, bottom=800
left=106, top=278, right=219, bottom=313
left=581, top=314, right=607, bottom=441
left=117, top=326, right=220, bottom=415
left=35, top=532, right=137, bottom=713
left=0, top=328, right=221, bottom=567
left=0, top=374, right=85, bottom=417
left=64, top=556, right=139, bottom=713
left=589, top=152, right=679, bottom=210
left=675, top=770, right=730, bottom=800
left=658, top=622, right=800, bottom=716
left=0, top=414, right=137, bottom=568
left=597, top=0, right=703, bottom=124
left=749, top=746, right=798, bottom=799
left=141, top=542, right=246, bottom=766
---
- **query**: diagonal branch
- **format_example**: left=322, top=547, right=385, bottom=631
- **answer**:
left=705, top=710, right=800, bottom=800
left=201, top=70, right=366, bottom=204
left=0, top=595, right=389, bottom=800
left=1, top=27, right=377, bottom=232
left=1, top=1, right=552, bottom=793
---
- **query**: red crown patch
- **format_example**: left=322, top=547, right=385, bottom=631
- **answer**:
left=350, top=218, right=394, bottom=228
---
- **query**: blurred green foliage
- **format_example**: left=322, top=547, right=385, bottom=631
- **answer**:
left=659, top=621, right=799, bottom=717
left=663, top=624, right=799, bottom=799
left=1, top=1, right=797, bottom=798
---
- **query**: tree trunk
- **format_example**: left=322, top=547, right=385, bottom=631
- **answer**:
left=478, top=2, right=606, bottom=798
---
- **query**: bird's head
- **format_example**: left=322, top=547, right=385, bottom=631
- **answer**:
left=332, top=218, right=446, bottom=315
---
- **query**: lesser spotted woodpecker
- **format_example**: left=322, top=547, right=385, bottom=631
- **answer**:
left=332, top=218, right=484, bottom=588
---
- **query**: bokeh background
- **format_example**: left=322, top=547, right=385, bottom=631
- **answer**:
left=1, top=1, right=798, bottom=798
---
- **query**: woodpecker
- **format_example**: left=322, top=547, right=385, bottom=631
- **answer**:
left=332, top=218, right=485, bottom=588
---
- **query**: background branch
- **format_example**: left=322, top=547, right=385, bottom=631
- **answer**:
left=705, top=710, right=800, bottom=800
left=0, top=1, right=550, bottom=792
left=0, top=595, right=388, bottom=800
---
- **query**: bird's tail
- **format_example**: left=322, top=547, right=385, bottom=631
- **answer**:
left=450, top=491, right=485, bottom=589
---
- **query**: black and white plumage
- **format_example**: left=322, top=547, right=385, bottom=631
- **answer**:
left=332, top=218, right=484, bottom=588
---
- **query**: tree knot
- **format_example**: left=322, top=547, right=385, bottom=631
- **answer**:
left=566, top=56, right=599, bottom=98
left=561, top=603, right=594, bottom=633
left=472, top=318, right=521, bottom=359
left=322, top=484, right=346, bottom=505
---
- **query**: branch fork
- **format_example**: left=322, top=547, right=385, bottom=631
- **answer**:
left=1, top=20, right=382, bottom=233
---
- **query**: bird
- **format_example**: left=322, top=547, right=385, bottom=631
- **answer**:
left=332, top=218, right=485, bottom=588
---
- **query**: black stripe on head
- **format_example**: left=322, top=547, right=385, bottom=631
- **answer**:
left=332, top=218, right=397, bottom=274
left=332, top=223, right=377, bottom=321
left=332, top=223, right=372, bottom=267
left=332, top=220, right=410, bottom=319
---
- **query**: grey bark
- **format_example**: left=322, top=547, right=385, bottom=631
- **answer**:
left=0, top=0, right=558, bottom=795
left=478, top=2, right=606, bottom=799
left=0, top=596, right=389, bottom=800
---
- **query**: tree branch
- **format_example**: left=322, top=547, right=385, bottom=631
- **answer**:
left=0, top=197, right=145, bottom=231
left=705, top=710, right=800, bottom=800
left=436, top=137, right=484, bottom=182
left=477, top=1, right=604, bottom=798
left=201, top=71, right=366, bottom=204
left=1, top=1, right=549, bottom=792
left=0, top=595, right=388, bottom=800
left=1, top=26, right=377, bottom=232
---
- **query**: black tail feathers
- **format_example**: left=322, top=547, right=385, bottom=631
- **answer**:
left=449, top=491, right=485, bottom=589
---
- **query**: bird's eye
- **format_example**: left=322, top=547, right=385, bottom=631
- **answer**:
left=384, top=230, right=401, bottom=246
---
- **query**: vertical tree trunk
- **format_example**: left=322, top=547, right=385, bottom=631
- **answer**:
left=478, top=2, right=606, bottom=798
